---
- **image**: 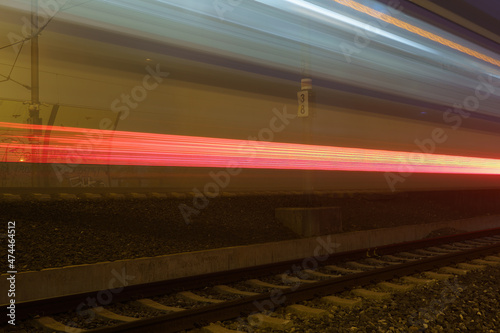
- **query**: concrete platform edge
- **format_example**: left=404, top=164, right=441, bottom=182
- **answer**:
left=2, top=215, right=499, bottom=303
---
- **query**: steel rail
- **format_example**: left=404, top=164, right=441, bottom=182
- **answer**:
left=84, top=241, right=500, bottom=332
left=7, top=228, right=500, bottom=325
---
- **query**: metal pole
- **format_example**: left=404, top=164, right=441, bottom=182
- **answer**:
left=30, top=0, right=40, bottom=187
left=31, top=0, right=39, bottom=108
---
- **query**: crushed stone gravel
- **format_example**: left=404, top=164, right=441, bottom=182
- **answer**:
left=218, top=264, right=500, bottom=332
left=1, top=190, right=499, bottom=272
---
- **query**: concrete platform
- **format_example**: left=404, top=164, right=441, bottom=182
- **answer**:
left=1, top=215, right=499, bottom=304
left=275, top=206, right=342, bottom=236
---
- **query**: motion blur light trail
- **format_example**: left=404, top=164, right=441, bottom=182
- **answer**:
left=332, top=0, right=500, bottom=68
left=2, top=122, right=500, bottom=175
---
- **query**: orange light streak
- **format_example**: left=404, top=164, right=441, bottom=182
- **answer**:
left=332, top=0, right=500, bottom=68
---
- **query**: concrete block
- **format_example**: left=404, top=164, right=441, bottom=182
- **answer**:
left=275, top=206, right=341, bottom=237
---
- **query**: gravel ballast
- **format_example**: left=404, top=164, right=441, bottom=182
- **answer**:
left=1, top=190, right=500, bottom=272
left=220, top=264, right=500, bottom=332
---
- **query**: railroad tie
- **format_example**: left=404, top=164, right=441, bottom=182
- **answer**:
left=426, top=247, right=456, bottom=253
left=246, top=279, right=289, bottom=290
left=57, top=193, right=78, bottom=200
left=323, top=265, right=363, bottom=274
left=126, top=192, right=147, bottom=199
left=133, top=298, right=185, bottom=312
left=346, top=261, right=379, bottom=270
left=413, top=249, right=444, bottom=256
left=213, top=285, right=259, bottom=296
left=321, top=295, right=362, bottom=308
left=277, top=273, right=317, bottom=284
left=303, top=269, right=341, bottom=279
left=31, top=193, right=52, bottom=201
left=366, top=258, right=400, bottom=265
left=439, top=244, right=462, bottom=250
left=457, top=262, right=487, bottom=271
left=286, top=304, right=328, bottom=319
left=91, top=307, right=138, bottom=322
left=351, top=289, right=391, bottom=300
left=247, top=313, right=293, bottom=331
left=198, top=323, right=243, bottom=333
left=1, top=193, right=22, bottom=201
left=80, top=193, right=102, bottom=200
left=471, top=259, right=500, bottom=266
left=105, top=193, right=126, bottom=199
left=402, top=276, right=435, bottom=285
left=377, top=282, right=414, bottom=292
left=381, top=254, right=410, bottom=262
left=423, top=271, right=454, bottom=280
left=439, top=266, right=469, bottom=275
left=177, top=291, right=224, bottom=303
left=396, top=252, right=423, bottom=259
left=33, top=316, right=87, bottom=333
left=149, top=192, right=168, bottom=198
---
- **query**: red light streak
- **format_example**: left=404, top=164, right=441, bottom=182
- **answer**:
left=1, top=121, right=500, bottom=174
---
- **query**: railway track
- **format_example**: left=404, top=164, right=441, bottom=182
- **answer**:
left=8, top=230, right=500, bottom=332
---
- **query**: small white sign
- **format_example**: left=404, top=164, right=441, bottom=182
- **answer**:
left=297, top=90, right=309, bottom=117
